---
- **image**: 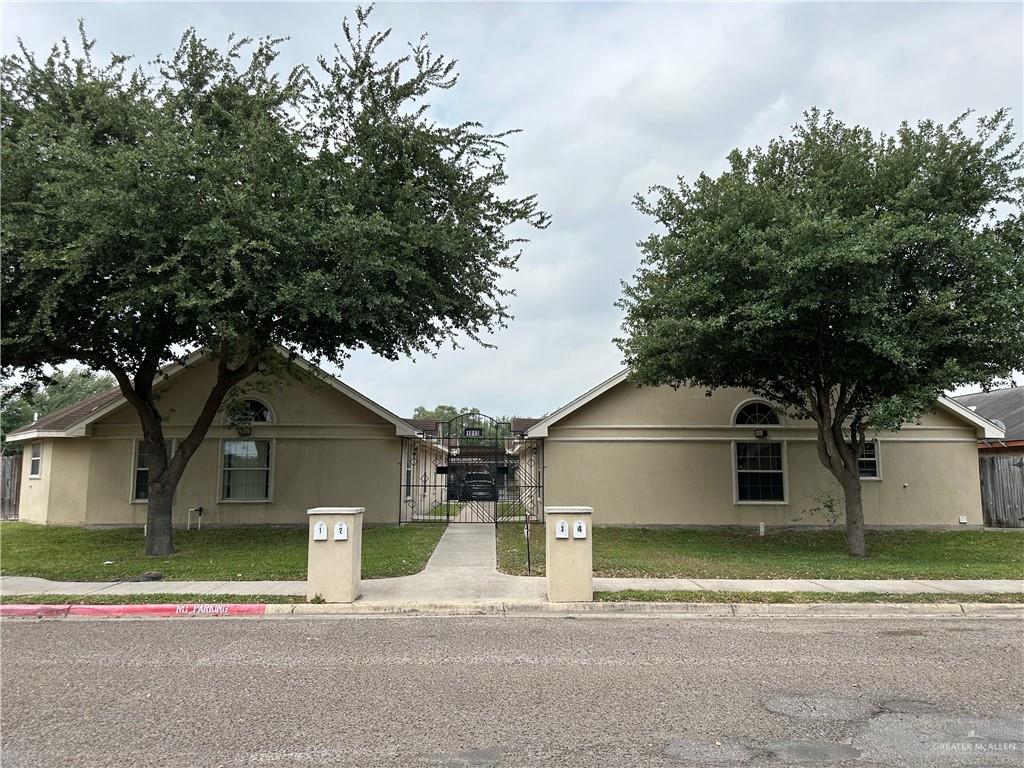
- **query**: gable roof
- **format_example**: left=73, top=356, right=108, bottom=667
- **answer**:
left=6, top=347, right=416, bottom=442
left=526, top=370, right=1005, bottom=439
left=953, top=387, right=1023, bottom=440
left=7, top=387, right=123, bottom=437
left=526, top=370, right=630, bottom=438
left=6, top=346, right=212, bottom=442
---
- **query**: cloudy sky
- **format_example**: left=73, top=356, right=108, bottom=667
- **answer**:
left=4, top=1, right=1021, bottom=418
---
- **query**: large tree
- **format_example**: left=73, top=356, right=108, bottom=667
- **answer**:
left=411, top=405, right=479, bottom=422
left=1, top=9, right=548, bottom=554
left=617, top=109, right=1024, bottom=556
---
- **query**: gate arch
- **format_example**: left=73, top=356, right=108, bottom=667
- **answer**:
left=400, top=412, right=543, bottom=523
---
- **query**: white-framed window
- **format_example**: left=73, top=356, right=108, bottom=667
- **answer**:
left=28, top=442, right=42, bottom=478
left=857, top=440, right=880, bottom=479
left=735, top=441, right=786, bottom=502
left=221, top=439, right=272, bottom=500
left=133, top=440, right=175, bottom=501
left=734, top=401, right=781, bottom=426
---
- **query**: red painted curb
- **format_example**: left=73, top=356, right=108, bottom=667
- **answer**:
left=0, top=605, right=71, bottom=618
left=2, top=603, right=267, bottom=618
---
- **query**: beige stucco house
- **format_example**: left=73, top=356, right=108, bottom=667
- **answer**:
left=7, top=350, right=416, bottom=527
left=8, top=352, right=1003, bottom=529
left=529, top=371, right=1003, bottom=528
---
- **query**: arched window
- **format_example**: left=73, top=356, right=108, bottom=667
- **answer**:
left=226, top=398, right=273, bottom=427
left=734, top=401, right=780, bottom=426
left=243, top=399, right=272, bottom=423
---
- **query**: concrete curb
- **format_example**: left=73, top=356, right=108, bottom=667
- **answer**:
left=0, top=603, right=267, bottom=619
left=4, top=601, right=1020, bottom=620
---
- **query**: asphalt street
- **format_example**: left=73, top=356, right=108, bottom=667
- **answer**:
left=1, top=614, right=1022, bottom=767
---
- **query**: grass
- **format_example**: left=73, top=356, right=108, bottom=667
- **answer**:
left=594, top=590, right=1024, bottom=604
left=0, top=522, right=445, bottom=581
left=418, top=502, right=461, bottom=518
left=0, top=593, right=302, bottom=605
left=496, top=524, right=1024, bottom=579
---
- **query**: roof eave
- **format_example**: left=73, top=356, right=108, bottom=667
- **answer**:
left=936, top=395, right=1005, bottom=439
left=4, top=429, right=77, bottom=443
left=524, top=371, right=1006, bottom=441
left=526, top=369, right=631, bottom=438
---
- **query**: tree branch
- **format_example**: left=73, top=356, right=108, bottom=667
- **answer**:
left=167, top=351, right=263, bottom=481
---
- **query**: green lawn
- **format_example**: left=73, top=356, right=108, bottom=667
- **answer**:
left=0, top=522, right=445, bottom=581
left=594, top=590, right=1024, bottom=604
left=418, top=502, right=461, bottom=518
left=496, top=524, right=1024, bottom=579
left=0, top=593, right=302, bottom=605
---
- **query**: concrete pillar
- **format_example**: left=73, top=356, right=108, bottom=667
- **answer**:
left=306, top=507, right=364, bottom=603
left=545, top=506, right=593, bottom=602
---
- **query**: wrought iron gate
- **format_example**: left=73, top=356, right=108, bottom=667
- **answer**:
left=400, top=413, right=543, bottom=524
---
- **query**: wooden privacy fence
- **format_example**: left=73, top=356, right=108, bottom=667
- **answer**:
left=1, top=453, right=22, bottom=520
left=979, top=455, right=1024, bottom=528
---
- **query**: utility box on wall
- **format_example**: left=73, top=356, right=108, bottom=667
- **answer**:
left=545, top=506, right=593, bottom=602
left=306, top=506, right=364, bottom=603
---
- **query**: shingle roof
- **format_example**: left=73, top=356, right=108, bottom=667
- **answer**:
left=407, top=418, right=441, bottom=434
left=954, top=387, right=1024, bottom=440
left=511, top=417, right=540, bottom=435
left=7, top=386, right=123, bottom=436
left=9, top=346, right=419, bottom=440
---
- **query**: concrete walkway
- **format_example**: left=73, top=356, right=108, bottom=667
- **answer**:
left=1, top=523, right=1021, bottom=601
left=359, top=524, right=544, bottom=603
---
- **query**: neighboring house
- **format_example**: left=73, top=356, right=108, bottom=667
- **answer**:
left=954, top=387, right=1024, bottom=455
left=953, top=387, right=1024, bottom=527
left=527, top=371, right=1002, bottom=528
left=6, top=349, right=416, bottom=526
left=8, top=353, right=1004, bottom=529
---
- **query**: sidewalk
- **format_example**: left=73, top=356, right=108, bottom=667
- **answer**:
left=2, top=524, right=1021, bottom=602
left=4, top=574, right=1021, bottom=598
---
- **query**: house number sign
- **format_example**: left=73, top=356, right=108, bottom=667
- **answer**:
left=312, top=522, right=328, bottom=541
left=333, top=521, right=349, bottom=541
left=555, top=520, right=569, bottom=539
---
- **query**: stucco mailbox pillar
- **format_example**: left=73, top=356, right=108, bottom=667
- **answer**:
left=306, top=507, right=364, bottom=603
left=545, top=506, right=593, bottom=603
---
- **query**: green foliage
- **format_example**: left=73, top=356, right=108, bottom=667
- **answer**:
left=410, top=404, right=532, bottom=440
left=411, top=405, right=479, bottom=422
left=0, top=9, right=546, bottom=553
left=0, top=13, right=548, bottom=399
left=0, top=522, right=445, bottom=580
left=799, top=488, right=846, bottom=536
left=2, top=10, right=547, bottom=376
left=1, top=368, right=114, bottom=449
left=618, top=109, right=1024, bottom=430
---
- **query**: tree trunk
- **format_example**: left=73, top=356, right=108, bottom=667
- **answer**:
left=809, top=386, right=868, bottom=557
left=145, top=481, right=175, bottom=556
left=839, top=472, right=866, bottom=557
left=102, top=345, right=264, bottom=557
